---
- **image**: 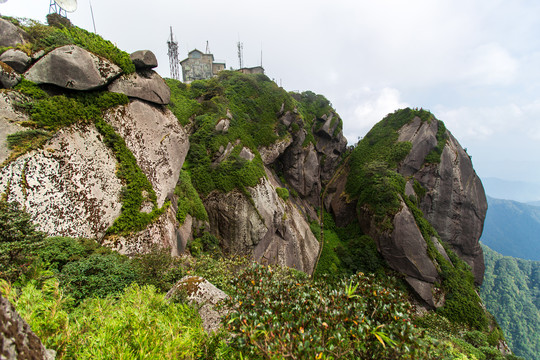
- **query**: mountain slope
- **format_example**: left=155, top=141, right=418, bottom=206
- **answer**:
left=481, top=244, right=540, bottom=360
left=482, top=177, right=540, bottom=203
left=481, top=196, right=540, bottom=261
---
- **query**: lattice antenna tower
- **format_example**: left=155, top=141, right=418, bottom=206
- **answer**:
left=237, top=41, right=244, bottom=69
left=49, top=0, right=78, bottom=17
left=167, top=27, right=180, bottom=80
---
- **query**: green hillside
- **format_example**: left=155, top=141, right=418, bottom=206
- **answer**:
left=481, top=244, right=540, bottom=359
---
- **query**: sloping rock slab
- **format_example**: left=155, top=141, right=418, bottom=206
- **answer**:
left=166, top=276, right=228, bottom=334
left=0, top=124, right=123, bottom=239
left=103, top=206, right=181, bottom=257
left=0, top=49, right=31, bottom=73
left=1, top=295, right=55, bottom=360
left=0, top=19, right=29, bottom=48
left=130, top=50, right=158, bottom=69
left=104, top=100, right=188, bottom=207
left=108, top=70, right=170, bottom=105
left=25, top=45, right=121, bottom=90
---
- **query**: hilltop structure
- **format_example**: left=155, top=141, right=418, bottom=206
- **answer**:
left=180, top=49, right=225, bottom=83
left=238, top=66, right=265, bottom=75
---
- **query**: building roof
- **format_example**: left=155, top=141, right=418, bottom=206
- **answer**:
left=180, top=49, right=215, bottom=64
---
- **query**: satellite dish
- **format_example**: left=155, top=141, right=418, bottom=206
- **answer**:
left=54, top=0, right=77, bottom=13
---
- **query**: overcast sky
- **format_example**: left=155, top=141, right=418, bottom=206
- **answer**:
left=3, top=0, right=540, bottom=186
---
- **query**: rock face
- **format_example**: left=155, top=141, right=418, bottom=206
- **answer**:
left=25, top=45, right=121, bottom=90
left=0, top=49, right=31, bottom=73
left=0, top=124, right=123, bottom=239
left=0, top=19, right=29, bottom=48
left=1, top=295, right=54, bottom=360
left=165, top=276, right=228, bottom=334
left=0, top=61, right=21, bottom=89
left=400, top=120, right=487, bottom=284
left=108, top=70, right=171, bottom=105
left=104, top=100, right=189, bottom=207
left=204, top=169, right=319, bottom=274
left=130, top=50, right=158, bottom=69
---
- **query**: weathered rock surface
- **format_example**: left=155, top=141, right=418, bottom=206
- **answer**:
left=259, top=136, right=292, bottom=165
left=0, top=19, right=29, bottom=48
left=0, top=61, right=21, bottom=89
left=165, top=276, right=228, bottom=334
left=215, top=118, right=230, bottom=133
left=0, top=124, right=123, bottom=239
left=323, top=165, right=357, bottom=228
left=25, top=45, right=121, bottom=90
left=108, top=70, right=171, bottom=105
left=0, top=49, right=31, bottom=73
left=204, top=168, right=319, bottom=274
left=104, top=100, right=189, bottom=207
left=130, top=50, right=158, bottom=69
left=403, top=123, right=487, bottom=284
left=103, top=206, right=182, bottom=256
left=1, top=295, right=55, bottom=360
left=0, top=92, right=28, bottom=164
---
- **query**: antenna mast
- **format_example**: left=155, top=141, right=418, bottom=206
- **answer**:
left=49, top=0, right=67, bottom=17
left=237, top=41, right=244, bottom=69
left=205, top=41, right=210, bottom=54
left=167, top=27, right=180, bottom=80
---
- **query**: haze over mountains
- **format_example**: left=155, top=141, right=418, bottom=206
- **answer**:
left=481, top=177, right=540, bottom=203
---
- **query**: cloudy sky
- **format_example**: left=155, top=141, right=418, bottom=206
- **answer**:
left=3, top=0, right=540, bottom=186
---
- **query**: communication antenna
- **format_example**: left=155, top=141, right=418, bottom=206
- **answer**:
left=167, top=26, right=180, bottom=80
left=89, top=0, right=96, bottom=33
left=49, top=0, right=77, bottom=17
left=237, top=41, right=244, bottom=69
left=205, top=41, right=210, bottom=54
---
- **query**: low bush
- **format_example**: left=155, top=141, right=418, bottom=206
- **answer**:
left=275, top=187, right=289, bottom=201
left=175, top=170, right=208, bottom=225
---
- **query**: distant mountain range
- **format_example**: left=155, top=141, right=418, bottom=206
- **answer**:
left=480, top=196, right=540, bottom=261
left=481, top=177, right=540, bottom=203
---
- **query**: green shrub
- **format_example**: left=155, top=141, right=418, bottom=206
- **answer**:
left=424, top=120, right=448, bottom=164
left=0, top=200, right=46, bottom=282
left=14, top=78, right=48, bottom=99
left=59, top=253, right=136, bottom=303
left=36, top=237, right=106, bottom=272
left=188, top=232, right=220, bottom=257
left=275, top=187, right=289, bottom=201
left=130, top=245, right=184, bottom=293
left=224, top=263, right=438, bottom=359
left=5, top=129, right=52, bottom=162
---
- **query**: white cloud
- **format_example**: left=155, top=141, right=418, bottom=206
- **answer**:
left=461, top=43, right=518, bottom=86
left=341, top=87, right=408, bottom=143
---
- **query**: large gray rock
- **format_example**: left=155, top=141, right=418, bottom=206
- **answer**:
left=0, top=124, right=123, bottom=239
left=0, top=19, right=29, bottom=48
left=1, top=295, right=54, bottom=360
left=0, top=49, right=31, bottom=73
left=0, top=111, right=25, bottom=164
left=165, top=276, right=228, bottom=334
left=25, top=45, right=121, bottom=90
left=204, top=168, right=319, bottom=274
left=130, top=50, right=158, bottom=69
left=108, top=70, right=171, bottom=105
left=104, top=100, right=189, bottom=207
left=258, top=136, right=292, bottom=165
left=0, top=61, right=21, bottom=89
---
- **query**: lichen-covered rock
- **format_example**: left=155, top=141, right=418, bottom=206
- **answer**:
left=397, top=118, right=486, bottom=284
left=0, top=124, right=123, bottom=239
left=130, top=50, right=158, bottom=69
left=25, top=45, right=121, bottom=90
left=0, top=18, right=29, bottom=48
left=0, top=49, right=31, bottom=73
left=103, top=206, right=181, bottom=256
left=0, top=61, right=21, bottom=89
left=0, top=295, right=55, bottom=360
left=0, top=93, right=27, bottom=164
left=104, top=100, right=189, bottom=207
left=204, top=169, right=319, bottom=274
left=108, top=70, right=171, bottom=105
left=165, top=276, right=228, bottom=334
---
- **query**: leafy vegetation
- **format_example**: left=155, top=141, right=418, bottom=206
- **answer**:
left=275, top=187, right=290, bottom=201
left=175, top=170, right=209, bottom=225
left=481, top=244, right=540, bottom=360
left=423, top=120, right=448, bottom=164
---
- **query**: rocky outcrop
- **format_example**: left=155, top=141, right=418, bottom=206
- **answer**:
left=402, top=122, right=487, bottom=284
left=0, top=49, right=31, bottom=74
left=103, top=206, right=182, bottom=256
left=130, top=50, right=158, bottom=69
left=204, top=168, right=319, bottom=274
left=25, top=45, right=121, bottom=90
left=0, top=92, right=31, bottom=163
left=0, top=19, right=29, bottom=48
left=166, top=276, right=228, bottom=334
left=0, top=61, right=21, bottom=89
left=108, top=70, right=171, bottom=105
left=0, top=295, right=55, bottom=360
left=0, top=124, right=123, bottom=239
left=104, top=100, right=189, bottom=207
left=259, top=136, right=292, bottom=165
